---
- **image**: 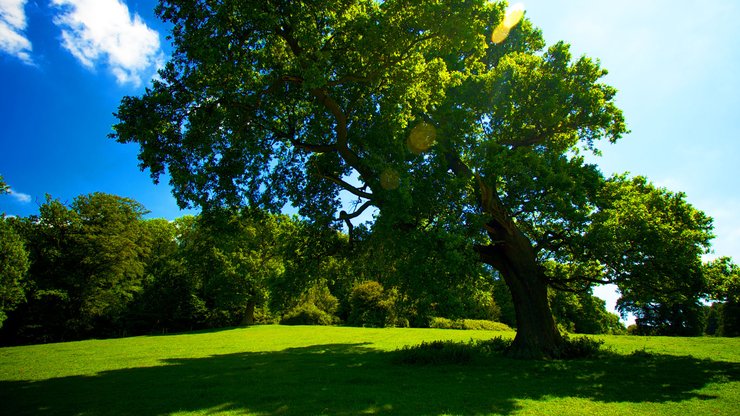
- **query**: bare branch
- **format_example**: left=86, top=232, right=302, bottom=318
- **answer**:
left=343, top=199, right=374, bottom=221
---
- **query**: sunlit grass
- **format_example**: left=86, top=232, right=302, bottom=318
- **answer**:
left=1, top=325, right=739, bottom=415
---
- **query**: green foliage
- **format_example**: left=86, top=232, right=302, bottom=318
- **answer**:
left=110, top=0, right=632, bottom=355
left=627, top=301, right=707, bottom=336
left=553, top=335, right=608, bottom=359
left=280, top=281, right=340, bottom=326
left=280, top=303, right=338, bottom=326
left=0, top=175, right=8, bottom=194
left=125, top=219, right=206, bottom=333
left=588, top=176, right=713, bottom=307
left=0, top=217, right=29, bottom=328
left=104, top=0, right=721, bottom=354
left=428, top=317, right=512, bottom=331
left=394, top=340, right=477, bottom=365
left=4, top=193, right=150, bottom=341
left=395, top=333, right=605, bottom=365
left=176, top=208, right=290, bottom=326
left=347, top=281, right=398, bottom=327
left=549, top=290, right=625, bottom=335
left=704, top=257, right=740, bottom=303
left=719, top=302, right=740, bottom=337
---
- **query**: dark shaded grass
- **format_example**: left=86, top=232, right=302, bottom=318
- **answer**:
left=2, top=341, right=738, bottom=415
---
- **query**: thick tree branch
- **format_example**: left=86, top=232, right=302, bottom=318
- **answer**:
left=289, top=137, right=337, bottom=154
left=547, top=276, right=613, bottom=293
left=311, top=161, right=374, bottom=200
left=309, top=88, right=373, bottom=180
left=500, top=133, right=546, bottom=149
left=339, top=200, right=374, bottom=244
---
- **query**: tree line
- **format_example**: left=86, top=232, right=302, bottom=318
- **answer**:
left=1, top=187, right=738, bottom=345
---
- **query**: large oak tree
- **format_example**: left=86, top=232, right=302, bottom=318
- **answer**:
left=113, top=1, right=710, bottom=356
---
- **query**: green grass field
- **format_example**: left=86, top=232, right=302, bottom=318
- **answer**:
left=1, top=325, right=739, bottom=415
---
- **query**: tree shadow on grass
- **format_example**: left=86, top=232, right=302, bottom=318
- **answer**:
left=2, top=343, right=739, bottom=415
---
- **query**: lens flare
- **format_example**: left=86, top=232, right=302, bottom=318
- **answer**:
left=491, top=2, right=525, bottom=44
left=503, top=3, right=525, bottom=29
left=407, top=121, right=437, bottom=154
left=380, top=168, right=400, bottom=190
left=490, top=25, right=510, bottom=44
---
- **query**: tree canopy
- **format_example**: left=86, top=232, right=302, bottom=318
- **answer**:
left=111, top=1, right=717, bottom=356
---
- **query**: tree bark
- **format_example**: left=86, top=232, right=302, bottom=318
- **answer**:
left=474, top=176, right=564, bottom=358
left=241, top=300, right=256, bottom=326
left=478, top=229, right=564, bottom=358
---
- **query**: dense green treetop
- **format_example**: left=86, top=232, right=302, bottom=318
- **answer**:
left=585, top=176, right=713, bottom=310
left=112, top=0, right=625, bottom=232
left=705, top=257, right=740, bottom=304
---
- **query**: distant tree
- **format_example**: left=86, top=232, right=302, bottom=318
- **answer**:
left=549, top=290, right=624, bottom=335
left=0, top=216, right=29, bottom=328
left=704, top=257, right=740, bottom=336
left=179, top=208, right=289, bottom=326
left=126, top=218, right=205, bottom=333
left=6, top=194, right=150, bottom=341
left=347, top=281, right=398, bottom=328
left=269, top=218, right=351, bottom=318
left=71, top=193, right=151, bottom=329
left=585, top=176, right=713, bottom=336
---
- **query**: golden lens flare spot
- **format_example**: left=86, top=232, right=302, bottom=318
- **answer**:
left=380, top=168, right=400, bottom=190
left=503, top=3, right=525, bottom=28
left=491, top=2, right=525, bottom=44
left=490, top=25, right=511, bottom=44
left=407, top=121, right=437, bottom=155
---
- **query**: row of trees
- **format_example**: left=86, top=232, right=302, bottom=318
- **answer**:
left=2, top=187, right=738, bottom=345
left=2, top=187, right=629, bottom=345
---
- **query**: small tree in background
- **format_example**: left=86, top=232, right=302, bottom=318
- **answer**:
left=0, top=216, right=29, bottom=329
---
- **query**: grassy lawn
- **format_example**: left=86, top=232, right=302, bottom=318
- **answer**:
left=1, top=325, right=739, bottom=415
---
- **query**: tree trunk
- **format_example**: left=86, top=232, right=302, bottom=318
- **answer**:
left=470, top=174, right=564, bottom=358
left=241, top=300, right=256, bottom=326
left=503, top=264, right=563, bottom=359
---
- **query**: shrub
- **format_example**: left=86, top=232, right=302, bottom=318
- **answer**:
left=553, top=335, right=607, bottom=359
left=476, top=336, right=514, bottom=354
left=429, top=317, right=512, bottom=331
left=347, top=281, right=397, bottom=327
left=394, top=340, right=475, bottom=365
left=280, top=303, right=338, bottom=326
left=394, top=336, right=514, bottom=365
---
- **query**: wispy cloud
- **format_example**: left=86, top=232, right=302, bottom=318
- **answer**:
left=51, top=0, right=163, bottom=87
left=0, top=0, right=34, bottom=64
left=8, top=188, right=31, bottom=203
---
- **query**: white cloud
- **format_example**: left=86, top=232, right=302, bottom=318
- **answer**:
left=8, top=188, right=31, bottom=203
left=51, top=0, right=163, bottom=87
left=0, top=0, right=33, bottom=64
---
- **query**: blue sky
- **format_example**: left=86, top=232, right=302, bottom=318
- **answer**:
left=2, top=1, right=739, bottom=317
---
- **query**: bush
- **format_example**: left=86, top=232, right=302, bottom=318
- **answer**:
left=394, top=340, right=475, bottom=365
left=429, top=317, right=512, bottom=331
left=347, top=281, right=397, bottom=327
left=280, top=303, right=338, bottom=326
left=553, top=335, right=607, bottom=359
left=394, top=336, right=513, bottom=365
